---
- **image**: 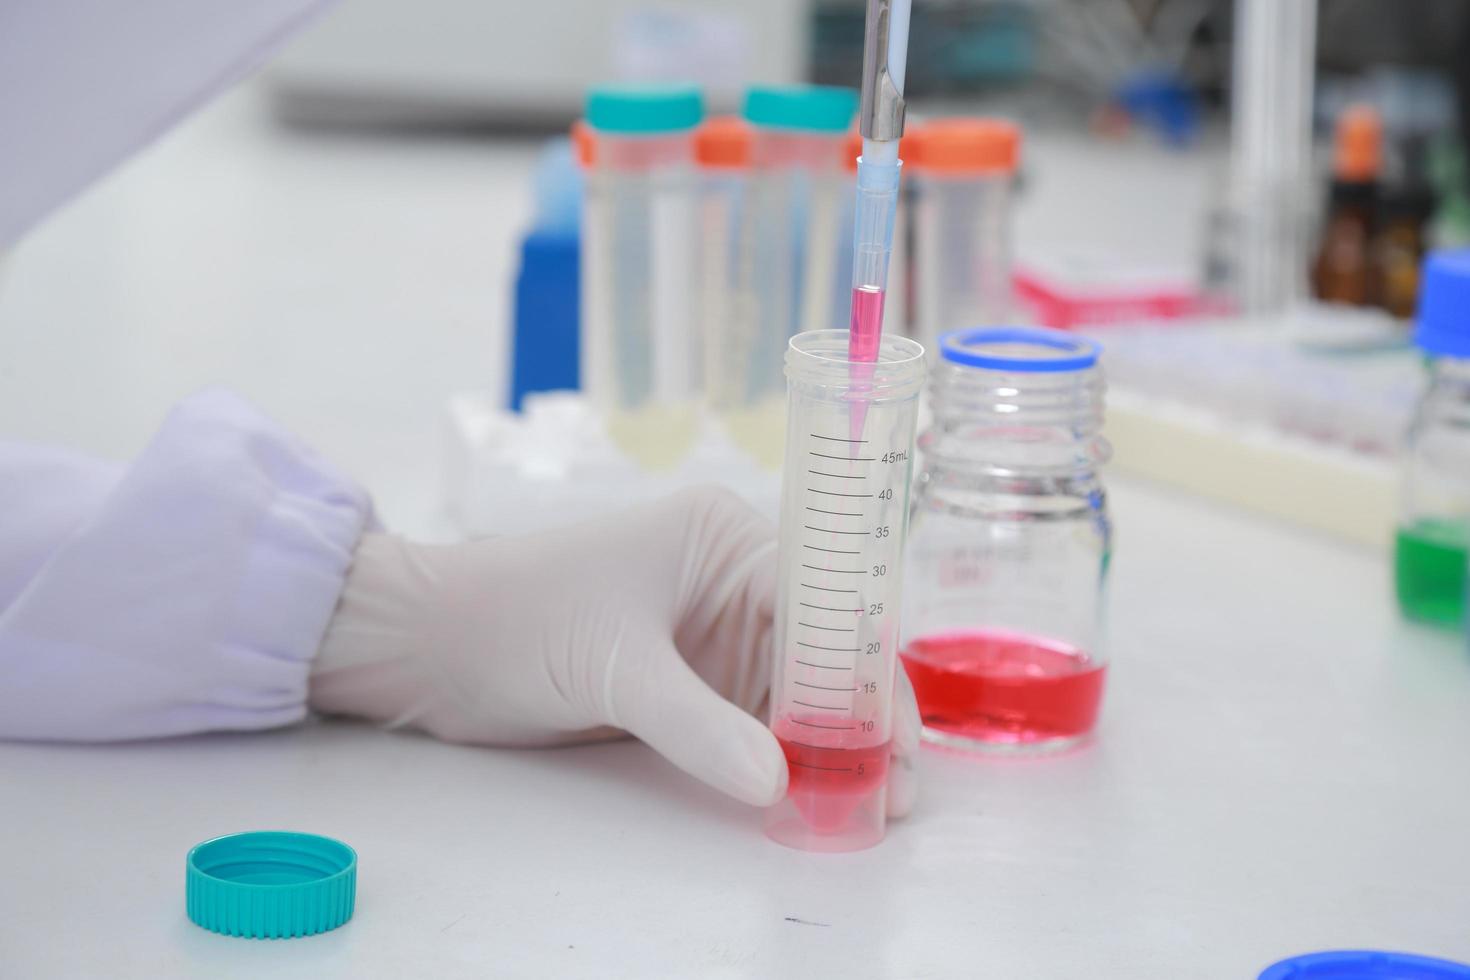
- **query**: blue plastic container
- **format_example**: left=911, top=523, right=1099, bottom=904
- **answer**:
left=510, top=229, right=580, bottom=410
left=509, top=137, right=584, bottom=410
left=1259, top=950, right=1470, bottom=979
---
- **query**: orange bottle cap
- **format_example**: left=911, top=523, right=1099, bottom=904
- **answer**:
left=1334, top=104, right=1382, bottom=182
left=695, top=116, right=753, bottom=170
left=571, top=120, right=595, bottom=169
left=845, top=129, right=862, bottom=172
left=907, top=118, right=1021, bottom=175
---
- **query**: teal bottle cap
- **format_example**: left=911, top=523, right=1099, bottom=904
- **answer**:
left=742, top=85, right=858, bottom=133
left=186, top=831, right=357, bottom=939
left=585, top=84, right=703, bottom=134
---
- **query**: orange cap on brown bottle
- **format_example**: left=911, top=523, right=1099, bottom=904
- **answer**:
left=1333, top=104, right=1381, bottom=182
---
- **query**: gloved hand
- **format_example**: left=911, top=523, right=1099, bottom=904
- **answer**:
left=310, top=486, right=919, bottom=812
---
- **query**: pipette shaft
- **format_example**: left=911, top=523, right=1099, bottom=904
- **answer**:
left=848, top=0, right=910, bottom=368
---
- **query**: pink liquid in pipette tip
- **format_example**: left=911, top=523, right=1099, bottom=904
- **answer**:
left=847, top=285, right=885, bottom=441
left=848, top=285, right=885, bottom=363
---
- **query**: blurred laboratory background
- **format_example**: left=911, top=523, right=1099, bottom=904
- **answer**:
left=3, top=0, right=1469, bottom=604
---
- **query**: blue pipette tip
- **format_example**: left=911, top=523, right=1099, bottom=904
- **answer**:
left=1258, top=950, right=1470, bottom=979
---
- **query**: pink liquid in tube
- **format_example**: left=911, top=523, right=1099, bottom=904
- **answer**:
left=768, top=715, right=890, bottom=850
left=775, top=726, right=890, bottom=834
left=848, top=284, right=885, bottom=363
left=847, top=285, right=885, bottom=441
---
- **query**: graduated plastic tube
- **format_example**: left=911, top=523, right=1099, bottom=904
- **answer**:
left=766, top=329, right=925, bottom=852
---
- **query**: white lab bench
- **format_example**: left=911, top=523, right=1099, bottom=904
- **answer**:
left=2, top=86, right=1468, bottom=979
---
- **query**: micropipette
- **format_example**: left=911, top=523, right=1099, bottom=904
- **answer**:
left=762, top=0, right=919, bottom=854
left=847, top=0, right=911, bottom=438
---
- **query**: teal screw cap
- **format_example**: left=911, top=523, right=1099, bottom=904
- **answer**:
left=585, top=84, right=703, bottom=134
left=186, top=831, right=357, bottom=939
left=742, top=85, right=858, bottom=133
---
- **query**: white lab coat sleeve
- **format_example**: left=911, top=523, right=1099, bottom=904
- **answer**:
left=1, top=0, right=336, bottom=247
left=0, top=389, right=373, bottom=740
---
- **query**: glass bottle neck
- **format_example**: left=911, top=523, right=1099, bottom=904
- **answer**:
left=1420, top=354, right=1470, bottom=426
left=1428, top=355, right=1470, bottom=385
left=921, top=360, right=1109, bottom=476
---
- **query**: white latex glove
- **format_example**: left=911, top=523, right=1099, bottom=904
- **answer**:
left=311, top=487, right=919, bottom=812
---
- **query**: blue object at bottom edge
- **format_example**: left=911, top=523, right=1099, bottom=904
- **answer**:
left=1259, top=950, right=1470, bottom=979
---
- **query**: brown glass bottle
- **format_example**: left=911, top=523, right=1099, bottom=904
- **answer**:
left=1376, top=138, right=1433, bottom=320
left=1377, top=193, right=1431, bottom=318
left=1311, top=105, right=1382, bottom=306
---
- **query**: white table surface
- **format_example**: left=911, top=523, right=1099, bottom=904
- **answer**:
left=2, top=85, right=1469, bottom=979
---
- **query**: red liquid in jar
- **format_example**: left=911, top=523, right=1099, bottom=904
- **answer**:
left=901, top=630, right=1105, bottom=746
left=774, top=719, right=889, bottom=833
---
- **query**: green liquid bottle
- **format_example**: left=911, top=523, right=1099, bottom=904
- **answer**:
left=1394, top=518, right=1468, bottom=628
left=1395, top=251, right=1470, bottom=633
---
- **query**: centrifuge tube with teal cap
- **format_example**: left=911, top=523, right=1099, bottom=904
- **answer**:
left=581, top=84, right=704, bottom=470
left=716, top=85, right=857, bottom=469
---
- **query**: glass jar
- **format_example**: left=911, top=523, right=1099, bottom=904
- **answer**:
left=901, top=326, right=1111, bottom=753
left=1395, top=251, right=1470, bottom=630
